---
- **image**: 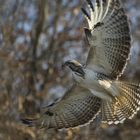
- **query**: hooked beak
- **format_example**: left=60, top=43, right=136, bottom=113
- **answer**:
left=62, top=60, right=85, bottom=78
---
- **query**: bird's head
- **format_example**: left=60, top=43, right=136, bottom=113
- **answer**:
left=62, top=60, right=85, bottom=79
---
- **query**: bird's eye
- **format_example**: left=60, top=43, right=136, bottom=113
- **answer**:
left=69, top=64, right=78, bottom=71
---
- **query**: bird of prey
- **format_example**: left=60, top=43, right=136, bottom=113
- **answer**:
left=22, top=0, right=140, bottom=129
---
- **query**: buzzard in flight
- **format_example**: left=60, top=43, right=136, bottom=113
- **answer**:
left=22, top=0, right=140, bottom=129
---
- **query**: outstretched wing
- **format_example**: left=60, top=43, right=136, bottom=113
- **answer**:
left=82, top=0, right=131, bottom=80
left=22, top=85, right=101, bottom=129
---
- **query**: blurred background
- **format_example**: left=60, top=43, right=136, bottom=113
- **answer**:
left=0, top=0, right=140, bottom=139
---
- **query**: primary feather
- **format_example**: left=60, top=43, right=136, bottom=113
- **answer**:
left=22, top=86, right=101, bottom=129
left=82, top=0, right=131, bottom=80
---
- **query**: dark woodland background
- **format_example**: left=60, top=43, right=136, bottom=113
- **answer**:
left=0, top=0, right=140, bottom=140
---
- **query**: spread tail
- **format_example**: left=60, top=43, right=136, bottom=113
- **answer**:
left=101, top=81, right=140, bottom=124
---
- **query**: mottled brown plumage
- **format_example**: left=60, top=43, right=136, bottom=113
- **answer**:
left=22, top=0, right=140, bottom=129
left=84, top=0, right=131, bottom=80
left=22, top=86, right=101, bottom=129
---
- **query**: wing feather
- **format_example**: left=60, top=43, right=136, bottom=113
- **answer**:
left=22, top=85, right=101, bottom=129
left=82, top=0, right=131, bottom=79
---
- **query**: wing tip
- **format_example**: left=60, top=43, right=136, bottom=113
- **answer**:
left=96, top=0, right=100, bottom=7
left=86, top=0, right=94, bottom=11
left=21, top=118, right=36, bottom=127
left=81, top=7, right=91, bottom=20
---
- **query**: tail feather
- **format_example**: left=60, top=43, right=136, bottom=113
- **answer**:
left=120, top=82, right=140, bottom=115
left=102, top=101, right=121, bottom=124
left=121, top=88, right=139, bottom=118
left=101, top=81, right=140, bottom=124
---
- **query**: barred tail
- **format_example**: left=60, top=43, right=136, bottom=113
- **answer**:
left=101, top=82, right=140, bottom=124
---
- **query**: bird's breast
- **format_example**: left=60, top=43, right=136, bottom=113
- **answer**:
left=79, top=70, right=101, bottom=90
left=76, top=70, right=118, bottom=101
